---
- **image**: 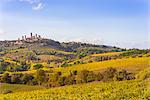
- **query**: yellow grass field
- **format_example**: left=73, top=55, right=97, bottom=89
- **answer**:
left=0, top=83, right=45, bottom=94
left=0, top=80, right=150, bottom=100
left=56, top=57, right=150, bottom=75
left=91, top=52, right=123, bottom=57
left=37, top=55, right=61, bottom=62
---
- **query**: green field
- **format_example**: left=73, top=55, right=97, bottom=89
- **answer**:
left=0, top=80, right=150, bottom=100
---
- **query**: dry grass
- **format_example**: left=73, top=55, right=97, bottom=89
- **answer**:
left=91, top=52, right=123, bottom=57
left=56, top=57, right=150, bottom=75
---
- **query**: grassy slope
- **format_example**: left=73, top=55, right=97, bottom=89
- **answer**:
left=91, top=52, right=123, bottom=57
left=6, top=56, right=150, bottom=76
left=0, top=83, right=45, bottom=94
left=0, top=80, right=150, bottom=100
left=56, top=57, right=150, bottom=75
left=37, top=55, right=61, bottom=61
left=69, top=52, right=123, bottom=64
left=1, top=47, right=74, bottom=62
left=0, top=53, right=150, bottom=99
left=136, top=67, right=150, bottom=80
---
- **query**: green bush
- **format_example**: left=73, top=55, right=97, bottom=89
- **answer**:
left=35, top=69, right=46, bottom=85
left=64, top=75, right=76, bottom=85
left=11, top=73, right=23, bottom=84
left=102, top=67, right=117, bottom=81
left=33, top=64, right=43, bottom=70
left=96, top=72, right=103, bottom=81
left=1, top=73, right=11, bottom=83
left=78, top=70, right=96, bottom=83
left=114, top=69, right=128, bottom=81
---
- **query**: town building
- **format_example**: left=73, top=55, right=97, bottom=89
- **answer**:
left=15, top=33, right=42, bottom=44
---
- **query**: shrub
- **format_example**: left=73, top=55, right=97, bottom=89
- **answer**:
left=113, top=69, right=135, bottom=81
left=1, top=73, right=11, bottom=83
left=47, top=73, right=60, bottom=87
left=79, top=70, right=89, bottom=83
left=96, top=72, right=103, bottom=81
left=114, top=70, right=128, bottom=81
left=71, top=70, right=78, bottom=75
left=102, top=67, right=117, bottom=81
left=35, top=69, right=46, bottom=85
left=64, top=75, right=76, bottom=85
left=57, top=71, right=62, bottom=76
left=86, top=71, right=96, bottom=82
left=58, top=76, right=66, bottom=86
left=11, top=73, right=23, bottom=84
left=21, top=74, right=34, bottom=84
left=78, top=70, right=96, bottom=83
left=126, top=73, right=135, bottom=80
left=33, top=64, right=43, bottom=70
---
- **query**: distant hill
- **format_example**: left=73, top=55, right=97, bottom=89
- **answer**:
left=0, top=38, right=124, bottom=53
left=0, top=38, right=126, bottom=69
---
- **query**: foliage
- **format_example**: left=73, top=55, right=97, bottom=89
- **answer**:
left=114, top=69, right=135, bottom=81
left=35, top=69, right=46, bottom=85
left=1, top=73, right=11, bottom=83
left=33, top=64, right=43, bottom=70
left=120, top=49, right=150, bottom=57
left=102, top=67, right=117, bottom=81
left=11, top=73, right=23, bottom=84
left=95, top=72, right=103, bottom=81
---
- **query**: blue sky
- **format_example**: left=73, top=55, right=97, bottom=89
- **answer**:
left=0, top=0, right=149, bottom=48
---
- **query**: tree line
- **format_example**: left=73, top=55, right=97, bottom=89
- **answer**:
left=0, top=67, right=135, bottom=88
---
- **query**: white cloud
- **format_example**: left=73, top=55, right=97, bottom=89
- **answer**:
left=19, top=0, right=40, bottom=4
left=18, top=0, right=44, bottom=10
left=32, top=3, right=44, bottom=10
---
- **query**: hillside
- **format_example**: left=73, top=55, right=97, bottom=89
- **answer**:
left=0, top=33, right=123, bottom=51
left=0, top=37, right=125, bottom=70
left=56, top=57, right=150, bottom=76
left=0, top=80, right=150, bottom=100
left=0, top=36, right=150, bottom=100
left=0, top=83, right=45, bottom=94
left=1, top=0, right=149, bottom=99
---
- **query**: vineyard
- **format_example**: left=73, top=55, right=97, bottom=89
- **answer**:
left=56, top=57, right=150, bottom=75
left=0, top=38, right=150, bottom=100
left=0, top=0, right=150, bottom=98
left=0, top=83, right=45, bottom=94
left=91, top=52, right=123, bottom=57
left=0, top=80, right=150, bottom=100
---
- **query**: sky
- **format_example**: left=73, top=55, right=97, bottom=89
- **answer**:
left=0, top=0, right=149, bottom=49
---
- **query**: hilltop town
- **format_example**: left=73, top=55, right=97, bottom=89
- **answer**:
left=16, top=33, right=42, bottom=44
left=0, top=33, right=43, bottom=46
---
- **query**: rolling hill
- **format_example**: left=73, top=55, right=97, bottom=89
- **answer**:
left=0, top=37, right=150, bottom=100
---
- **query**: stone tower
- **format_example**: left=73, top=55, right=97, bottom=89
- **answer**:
left=22, top=36, right=24, bottom=40
left=30, top=33, right=33, bottom=39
